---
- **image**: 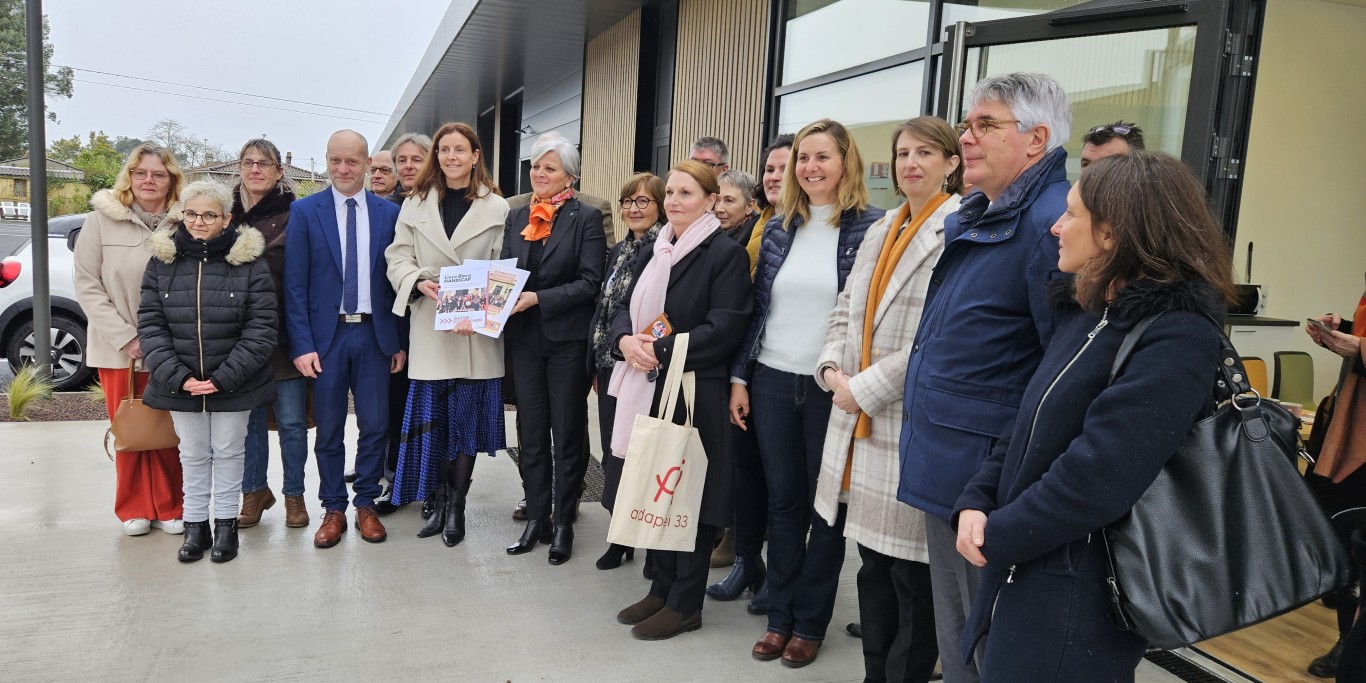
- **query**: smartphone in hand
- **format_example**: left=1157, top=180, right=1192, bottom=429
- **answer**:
left=1307, top=318, right=1334, bottom=335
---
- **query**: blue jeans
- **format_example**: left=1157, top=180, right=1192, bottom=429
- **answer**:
left=242, top=377, right=310, bottom=496
left=751, top=363, right=847, bottom=641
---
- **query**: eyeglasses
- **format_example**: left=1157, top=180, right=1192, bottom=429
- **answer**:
left=239, top=159, right=277, bottom=171
left=131, top=170, right=170, bottom=182
left=619, top=197, right=656, bottom=209
left=692, top=159, right=726, bottom=169
left=954, top=118, right=1022, bottom=139
left=1088, top=124, right=1135, bottom=137
left=183, top=210, right=223, bottom=224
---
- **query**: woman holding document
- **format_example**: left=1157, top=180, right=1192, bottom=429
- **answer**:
left=385, top=121, right=510, bottom=547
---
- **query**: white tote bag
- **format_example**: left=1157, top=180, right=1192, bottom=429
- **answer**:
left=606, top=333, right=709, bottom=551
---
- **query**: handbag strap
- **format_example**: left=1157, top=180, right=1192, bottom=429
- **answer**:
left=126, top=359, right=138, bottom=400
left=656, top=333, right=692, bottom=423
left=1109, top=313, right=1252, bottom=402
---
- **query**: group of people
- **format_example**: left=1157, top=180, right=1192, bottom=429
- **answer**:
left=74, top=69, right=1270, bottom=681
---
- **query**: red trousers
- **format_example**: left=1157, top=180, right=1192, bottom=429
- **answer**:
left=100, top=367, right=183, bottom=521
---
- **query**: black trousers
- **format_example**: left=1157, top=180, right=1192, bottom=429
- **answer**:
left=857, top=544, right=939, bottom=683
left=596, top=366, right=621, bottom=513
left=648, top=522, right=717, bottom=614
left=730, top=420, right=767, bottom=555
left=386, top=364, right=409, bottom=480
left=508, top=316, right=591, bottom=525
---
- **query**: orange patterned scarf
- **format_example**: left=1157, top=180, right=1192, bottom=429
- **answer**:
left=521, top=188, right=575, bottom=242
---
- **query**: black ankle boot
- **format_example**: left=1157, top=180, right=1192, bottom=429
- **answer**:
left=1308, top=638, right=1345, bottom=677
left=417, top=485, right=449, bottom=538
left=747, top=578, right=770, bottom=615
left=442, top=480, right=470, bottom=547
left=178, top=521, right=212, bottom=563
left=706, top=553, right=766, bottom=601
left=596, top=543, right=635, bottom=570
left=507, top=518, right=552, bottom=555
left=548, top=524, right=574, bottom=565
left=210, top=518, right=239, bottom=563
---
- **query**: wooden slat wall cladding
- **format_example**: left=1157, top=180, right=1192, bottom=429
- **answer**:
left=581, top=9, right=641, bottom=243
left=671, top=0, right=769, bottom=178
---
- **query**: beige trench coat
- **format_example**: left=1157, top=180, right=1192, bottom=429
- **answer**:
left=73, top=189, right=183, bottom=370
left=812, top=195, right=960, bottom=562
left=385, top=186, right=510, bottom=381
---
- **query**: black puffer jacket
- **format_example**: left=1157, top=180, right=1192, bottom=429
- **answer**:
left=137, top=225, right=277, bottom=412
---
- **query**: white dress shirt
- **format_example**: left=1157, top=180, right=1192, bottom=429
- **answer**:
left=331, top=186, right=372, bottom=314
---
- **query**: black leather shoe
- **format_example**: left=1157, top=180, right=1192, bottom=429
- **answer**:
left=178, top=521, right=211, bottom=563
left=507, top=518, right=552, bottom=555
left=343, top=469, right=357, bottom=483
left=442, top=480, right=470, bottom=547
left=420, top=497, right=437, bottom=520
left=596, top=544, right=635, bottom=570
left=747, top=578, right=770, bottom=615
left=845, top=622, right=863, bottom=638
left=548, top=525, right=574, bottom=565
left=416, top=497, right=446, bottom=538
left=706, top=553, right=766, bottom=601
left=1308, top=638, right=1345, bottom=678
left=374, top=482, right=399, bottom=514
left=210, top=518, right=239, bottom=563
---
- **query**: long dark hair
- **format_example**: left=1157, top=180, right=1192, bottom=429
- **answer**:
left=1073, top=151, right=1237, bottom=311
left=411, top=122, right=500, bottom=201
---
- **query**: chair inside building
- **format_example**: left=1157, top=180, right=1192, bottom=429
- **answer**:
left=1272, top=351, right=1315, bottom=407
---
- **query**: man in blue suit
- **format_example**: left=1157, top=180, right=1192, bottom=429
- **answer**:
left=284, top=129, right=404, bottom=548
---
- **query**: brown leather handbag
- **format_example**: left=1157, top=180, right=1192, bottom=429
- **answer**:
left=105, top=361, right=179, bottom=458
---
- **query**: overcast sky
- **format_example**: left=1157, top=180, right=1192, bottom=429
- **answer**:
left=42, top=0, right=450, bottom=172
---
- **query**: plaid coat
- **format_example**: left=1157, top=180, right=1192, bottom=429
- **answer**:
left=812, top=195, right=960, bottom=562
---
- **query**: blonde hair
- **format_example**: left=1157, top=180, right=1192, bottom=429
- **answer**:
left=112, top=144, right=185, bottom=210
left=778, top=119, right=868, bottom=230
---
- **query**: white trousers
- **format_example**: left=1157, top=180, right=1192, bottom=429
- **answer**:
left=171, top=411, right=250, bottom=523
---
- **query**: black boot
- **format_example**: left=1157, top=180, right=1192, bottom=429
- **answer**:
left=706, top=553, right=766, bottom=601
left=548, top=524, right=574, bottom=565
left=507, top=518, right=553, bottom=555
left=747, top=578, right=770, bottom=615
left=178, top=521, right=212, bottom=563
left=420, top=497, right=437, bottom=520
left=210, top=518, right=239, bottom=563
left=442, top=480, right=470, bottom=547
left=596, top=544, right=636, bottom=570
left=1308, top=638, right=1345, bottom=677
left=417, top=483, right=449, bottom=538
left=420, top=460, right=451, bottom=521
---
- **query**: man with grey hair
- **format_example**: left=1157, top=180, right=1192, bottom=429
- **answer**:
left=690, top=136, right=729, bottom=173
left=387, top=132, right=432, bottom=206
left=368, top=150, right=398, bottom=199
left=895, top=72, right=1071, bottom=682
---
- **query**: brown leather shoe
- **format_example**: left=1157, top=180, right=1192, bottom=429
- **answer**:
left=780, top=636, right=821, bottom=668
left=616, top=594, right=666, bottom=625
left=238, top=489, right=276, bottom=528
left=355, top=507, right=387, bottom=543
left=512, top=498, right=527, bottom=521
left=284, top=495, right=309, bottom=528
left=631, top=607, right=701, bottom=640
left=314, top=511, right=347, bottom=548
left=752, top=631, right=790, bottom=661
left=710, top=527, right=736, bottom=567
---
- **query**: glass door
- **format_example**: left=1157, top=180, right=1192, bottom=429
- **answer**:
left=933, top=0, right=1262, bottom=235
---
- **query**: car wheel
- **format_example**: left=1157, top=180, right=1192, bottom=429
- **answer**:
left=6, top=315, right=94, bottom=392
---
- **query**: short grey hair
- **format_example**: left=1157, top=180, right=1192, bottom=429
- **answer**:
left=390, top=132, right=432, bottom=155
left=967, top=72, right=1072, bottom=152
left=692, top=136, right=729, bottom=163
left=718, top=169, right=756, bottom=204
left=530, top=132, right=581, bottom=180
left=180, top=180, right=234, bottom=216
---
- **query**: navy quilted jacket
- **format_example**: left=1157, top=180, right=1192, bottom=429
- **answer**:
left=730, top=205, right=884, bottom=382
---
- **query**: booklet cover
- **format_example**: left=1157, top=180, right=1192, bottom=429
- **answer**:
left=434, top=263, right=489, bottom=331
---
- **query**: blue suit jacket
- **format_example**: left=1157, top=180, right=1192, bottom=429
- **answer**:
left=283, top=189, right=401, bottom=359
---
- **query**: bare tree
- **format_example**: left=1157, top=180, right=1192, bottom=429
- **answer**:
left=145, top=118, right=230, bottom=167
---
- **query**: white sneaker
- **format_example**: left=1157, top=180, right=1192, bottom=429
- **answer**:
left=123, top=518, right=152, bottom=536
left=151, top=519, right=184, bottom=535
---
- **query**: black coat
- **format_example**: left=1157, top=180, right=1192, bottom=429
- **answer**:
left=231, top=185, right=298, bottom=379
left=610, top=229, right=753, bottom=527
left=501, top=197, right=608, bottom=342
left=137, top=225, right=278, bottom=413
left=952, top=278, right=1226, bottom=679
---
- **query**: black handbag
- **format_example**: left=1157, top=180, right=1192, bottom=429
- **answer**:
left=1101, top=313, right=1353, bottom=650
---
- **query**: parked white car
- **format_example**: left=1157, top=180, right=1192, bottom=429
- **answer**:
left=0, top=213, right=93, bottom=391
left=0, top=201, right=16, bottom=219
left=16, top=202, right=31, bottom=220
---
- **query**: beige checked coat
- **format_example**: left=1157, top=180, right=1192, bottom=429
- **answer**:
left=812, top=195, right=960, bottom=562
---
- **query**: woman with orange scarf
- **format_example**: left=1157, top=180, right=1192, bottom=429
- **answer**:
left=500, top=132, right=607, bottom=565
left=811, top=117, right=963, bottom=683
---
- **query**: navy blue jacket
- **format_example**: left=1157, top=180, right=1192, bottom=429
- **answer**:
left=952, top=279, right=1225, bottom=671
left=896, top=148, right=1070, bottom=519
left=730, top=205, right=884, bottom=382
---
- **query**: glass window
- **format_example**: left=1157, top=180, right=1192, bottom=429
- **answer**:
left=13, top=179, right=26, bottom=197
left=782, top=0, right=932, bottom=86
left=778, top=62, right=925, bottom=210
left=962, top=26, right=1197, bottom=181
left=940, top=0, right=1090, bottom=36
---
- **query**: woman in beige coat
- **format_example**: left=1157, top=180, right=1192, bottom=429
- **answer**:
left=813, top=117, right=962, bottom=683
left=385, top=122, right=510, bottom=547
left=74, top=143, right=187, bottom=536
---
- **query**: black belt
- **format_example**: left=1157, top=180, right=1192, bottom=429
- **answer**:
left=339, top=313, right=371, bottom=323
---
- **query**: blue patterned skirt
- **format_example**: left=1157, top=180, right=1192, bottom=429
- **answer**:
left=391, top=378, right=505, bottom=506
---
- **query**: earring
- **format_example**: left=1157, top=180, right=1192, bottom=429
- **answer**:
left=942, top=176, right=949, bottom=192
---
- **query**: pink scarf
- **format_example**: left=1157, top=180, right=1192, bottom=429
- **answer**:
left=607, top=212, right=721, bottom=458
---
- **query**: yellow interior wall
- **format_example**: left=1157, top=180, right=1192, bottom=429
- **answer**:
left=1235, top=0, right=1366, bottom=397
